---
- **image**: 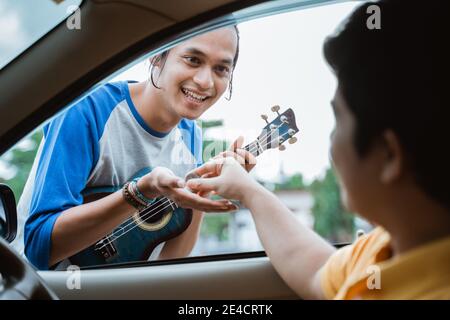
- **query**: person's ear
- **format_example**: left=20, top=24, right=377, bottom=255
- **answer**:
left=150, top=55, right=162, bottom=68
left=149, top=55, right=165, bottom=87
left=380, top=129, right=405, bottom=184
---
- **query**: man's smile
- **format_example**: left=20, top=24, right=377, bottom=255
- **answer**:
left=181, top=87, right=211, bottom=103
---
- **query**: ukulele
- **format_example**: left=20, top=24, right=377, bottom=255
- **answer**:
left=69, top=106, right=299, bottom=267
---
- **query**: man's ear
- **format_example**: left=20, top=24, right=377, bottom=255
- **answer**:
left=150, top=55, right=162, bottom=67
left=380, top=129, right=405, bottom=184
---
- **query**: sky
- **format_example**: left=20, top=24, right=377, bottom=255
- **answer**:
left=0, top=0, right=361, bottom=183
left=112, top=2, right=360, bottom=183
left=0, top=0, right=81, bottom=69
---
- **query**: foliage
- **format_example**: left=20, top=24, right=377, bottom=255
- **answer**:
left=200, top=213, right=230, bottom=241
left=275, top=173, right=306, bottom=190
left=0, top=130, right=43, bottom=202
left=197, top=119, right=232, bottom=239
left=197, top=119, right=229, bottom=163
left=308, top=168, right=354, bottom=243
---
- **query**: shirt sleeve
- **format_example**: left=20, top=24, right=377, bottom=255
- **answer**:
left=178, top=119, right=203, bottom=168
left=24, top=102, right=101, bottom=270
left=319, top=243, right=354, bottom=299
left=193, top=122, right=203, bottom=167
left=319, top=229, right=381, bottom=299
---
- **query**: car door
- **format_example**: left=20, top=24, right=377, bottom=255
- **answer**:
left=0, top=0, right=360, bottom=299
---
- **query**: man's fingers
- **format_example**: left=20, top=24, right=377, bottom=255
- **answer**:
left=214, top=151, right=245, bottom=165
left=235, top=148, right=257, bottom=171
left=207, top=205, right=239, bottom=212
left=186, top=177, right=220, bottom=193
left=199, top=199, right=237, bottom=212
left=214, top=149, right=256, bottom=171
left=197, top=190, right=210, bottom=198
left=201, top=173, right=214, bottom=179
left=196, top=172, right=216, bottom=195
left=230, top=135, right=244, bottom=152
left=170, top=188, right=234, bottom=211
left=189, top=160, right=222, bottom=178
left=161, top=176, right=185, bottom=188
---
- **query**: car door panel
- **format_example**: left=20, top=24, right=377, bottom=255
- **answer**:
left=39, top=257, right=298, bottom=299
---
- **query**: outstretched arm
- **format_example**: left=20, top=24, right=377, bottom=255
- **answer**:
left=50, top=168, right=235, bottom=267
left=187, top=158, right=335, bottom=299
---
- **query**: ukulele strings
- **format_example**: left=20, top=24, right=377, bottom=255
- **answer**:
left=95, top=128, right=292, bottom=251
left=95, top=128, right=292, bottom=250
left=106, top=125, right=287, bottom=237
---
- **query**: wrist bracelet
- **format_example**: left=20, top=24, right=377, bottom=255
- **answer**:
left=132, top=178, right=154, bottom=205
left=122, top=181, right=146, bottom=210
left=128, top=181, right=148, bottom=207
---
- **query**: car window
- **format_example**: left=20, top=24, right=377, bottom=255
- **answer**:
left=0, top=200, right=5, bottom=238
left=0, top=0, right=373, bottom=270
left=0, top=0, right=83, bottom=70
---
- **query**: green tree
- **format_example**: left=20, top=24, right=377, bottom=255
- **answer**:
left=275, top=173, right=306, bottom=190
left=197, top=119, right=232, bottom=240
left=309, top=168, right=354, bottom=243
left=0, top=129, right=43, bottom=202
left=197, top=119, right=229, bottom=163
left=200, top=213, right=230, bottom=241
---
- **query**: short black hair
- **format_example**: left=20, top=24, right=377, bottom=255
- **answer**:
left=324, top=0, right=450, bottom=209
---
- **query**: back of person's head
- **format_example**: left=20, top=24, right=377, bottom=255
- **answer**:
left=324, top=0, right=450, bottom=210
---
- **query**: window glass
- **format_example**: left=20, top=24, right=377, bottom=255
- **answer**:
left=0, top=0, right=82, bottom=69
left=0, top=1, right=373, bottom=270
left=113, top=1, right=368, bottom=258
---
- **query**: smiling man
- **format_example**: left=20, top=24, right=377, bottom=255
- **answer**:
left=17, top=26, right=254, bottom=270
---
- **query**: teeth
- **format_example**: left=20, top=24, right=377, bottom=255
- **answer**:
left=182, top=88, right=208, bottom=102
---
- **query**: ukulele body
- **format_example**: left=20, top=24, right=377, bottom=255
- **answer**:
left=69, top=168, right=193, bottom=268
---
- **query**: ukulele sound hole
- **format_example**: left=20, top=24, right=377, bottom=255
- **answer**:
left=133, top=207, right=173, bottom=232
left=139, top=210, right=162, bottom=223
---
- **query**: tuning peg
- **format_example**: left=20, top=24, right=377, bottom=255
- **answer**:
left=288, top=129, right=296, bottom=136
left=289, top=137, right=297, bottom=144
left=271, top=105, right=281, bottom=115
left=270, top=124, right=277, bottom=130
left=279, top=145, right=286, bottom=151
left=280, top=115, right=288, bottom=123
left=261, top=114, right=269, bottom=124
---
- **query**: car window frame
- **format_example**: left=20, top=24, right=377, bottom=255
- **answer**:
left=1, top=0, right=356, bottom=271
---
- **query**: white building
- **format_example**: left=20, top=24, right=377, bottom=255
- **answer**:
left=193, top=189, right=315, bottom=256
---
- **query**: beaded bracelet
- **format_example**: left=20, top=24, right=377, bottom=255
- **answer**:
left=128, top=181, right=148, bottom=207
left=131, top=178, right=155, bottom=205
left=122, top=181, right=145, bottom=210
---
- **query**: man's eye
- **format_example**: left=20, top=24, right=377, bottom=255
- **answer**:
left=184, top=56, right=200, bottom=65
left=215, top=65, right=230, bottom=76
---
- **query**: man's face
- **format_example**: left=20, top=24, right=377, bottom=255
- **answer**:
left=329, top=87, right=382, bottom=216
left=153, top=27, right=237, bottom=120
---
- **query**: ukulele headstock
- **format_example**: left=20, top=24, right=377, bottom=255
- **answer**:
left=257, top=106, right=299, bottom=152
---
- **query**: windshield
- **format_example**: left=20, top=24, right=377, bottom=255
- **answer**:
left=0, top=0, right=82, bottom=70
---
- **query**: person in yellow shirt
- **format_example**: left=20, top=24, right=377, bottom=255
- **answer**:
left=186, top=0, right=450, bottom=299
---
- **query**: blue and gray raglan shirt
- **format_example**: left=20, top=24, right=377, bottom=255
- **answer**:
left=13, top=81, right=203, bottom=270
